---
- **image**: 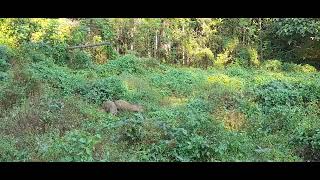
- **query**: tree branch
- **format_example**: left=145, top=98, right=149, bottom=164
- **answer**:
left=68, top=42, right=111, bottom=50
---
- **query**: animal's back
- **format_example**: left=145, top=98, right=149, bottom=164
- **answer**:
left=102, top=100, right=118, bottom=115
left=114, top=100, right=143, bottom=112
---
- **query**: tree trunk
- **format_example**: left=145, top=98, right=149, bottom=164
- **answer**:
left=182, top=46, right=186, bottom=65
left=148, top=33, right=151, bottom=58
left=182, top=23, right=186, bottom=65
left=259, top=18, right=263, bottom=60
left=130, top=19, right=135, bottom=51
left=242, top=28, right=245, bottom=45
left=159, top=19, right=165, bottom=60
left=154, top=31, right=158, bottom=58
left=117, top=28, right=120, bottom=54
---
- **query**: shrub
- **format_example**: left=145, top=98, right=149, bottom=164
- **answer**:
left=207, top=74, right=244, bottom=90
left=253, top=80, right=303, bottom=108
left=148, top=107, right=180, bottom=124
left=205, top=83, right=241, bottom=111
left=139, top=126, right=220, bottom=162
left=235, top=46, right=260, bottom=67
left=139, top=120, right=259, bottom=162
left=300, top=64, right=317, bottom=73
left=0, top=45, right=12, bottom=72
left=114, top=116, right=146, bottom=145
left=0, top=136, right=19, bottom=161
left=262, top=59, right=283, bottom=72
left=68, top=49, right=93, bottom=69
left=190, top=48, right=214, bottom=68
left=214, top=38, right=239, bottom=67
left=290, top=104, right=320, bottom=161
left=0, top=58, right=10, bottom=72
left=299, top=82, right=320, bottom=103
left=282, top=62, right=299, bottom=72
left=292, top=125, right=320, bottom=161
left=0, top=63, right=47, bottom=113
left=0, top=89, right=91, bottom=139
left=282, top=62, right=317, bottom=73
left=29, top=61, right=87, bottom=96
left=119, top=73, right=164, bottom=109
left=0, top=71, right=8, bottom=81
left=247, top=47, right=260, bottom=67
left=168, top=133, right=217, bottom=162
left=260, top=106, right=304, bottom=133
left=42, top=130, right=101, bottom=162
left=0, top=82, right=25, bottom=111
left=150, top=68, right=203, bottom=96
left=104, top=54, right=144, bottom=75
left=83, top=76, right=127, bottom=104
left=225, top=64, right=251, bottom=78
left=18, top=42, right=68, bottom=64
left=139, top=57, right=162, bottom=70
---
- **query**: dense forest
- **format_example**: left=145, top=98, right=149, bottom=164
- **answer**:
left=0, top=18, right=320, bottom=162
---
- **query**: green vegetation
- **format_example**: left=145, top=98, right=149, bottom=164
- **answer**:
left=0, top=18, right=320, bottom=162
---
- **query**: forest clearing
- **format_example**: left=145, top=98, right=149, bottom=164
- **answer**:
left=0, top=18, right=320, bottom=162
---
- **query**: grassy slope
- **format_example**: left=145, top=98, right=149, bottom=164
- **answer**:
left=0, top=55, right=320, bottom=162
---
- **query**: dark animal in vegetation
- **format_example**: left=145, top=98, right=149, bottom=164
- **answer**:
left=102, top=100, right=143, bottom=115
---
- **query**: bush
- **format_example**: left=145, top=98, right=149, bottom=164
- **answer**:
left=68, top=49, right=93, bottom=69
left=292, top=125, right=320, bottom=161
left=83, top=76, right=127, bottom=104
left=140, top=57, right=162, bottom=70
left=147, top=132, right=218, bottom=162
left=207, top=73, right=244, bottom=91
left=157, top=98, right=213, bottom=136
left=108, top=100, right=250, bottom=162
left=0, top=81, right=25, bottom=111
left=29, top=61, right=88, bottom=96
left=247, top=47, right=260, bottom=67
left=137, top=125, right=221, bottom=162
left=104, top=54, right=144, bottom=75
left=225, top=64, right=251, bottom=78
left=30, top=61, right=128, bottom=102
left=290, top=104, right=320, bottom=161
left=259, top=106, right=304, bottom=133
left=300, top=64, right=317, bottom=73
left=205, top=83, right=241, bottom=111
left=118, top=73, right=164, bottom=109
left=190, top=48, right=214, bottom=68
left=18, top=42, right=68, bottom=64
left=282, top=62, right=317, bottom=73
left=253, top=80, right=303, bottom=109
left=139, top=121, right=259, bottom=162
left=42, top=130, right=101, bottom=162
left=150, top=68, right=203, bottom=96
left=114, top=116, right=146, bottom=145
left=262, top=59, right=283, bottom=72
left=0, top=58, right=11, bottom=72
left=0, top=45, right=12, bottom=72
left=214, top=38, right=239, bottom=67
left=0, top=136, right=19, bottom=161
left=235, top=46, right=260, bottom=67
left=0, top=89, right=91, bottom=139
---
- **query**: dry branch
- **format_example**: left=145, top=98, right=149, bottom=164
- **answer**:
left=68, top=42, right=111, bottom=50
